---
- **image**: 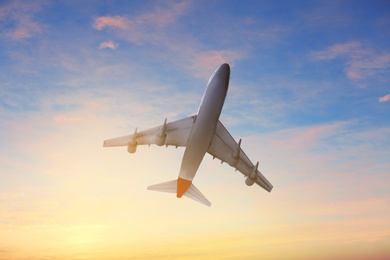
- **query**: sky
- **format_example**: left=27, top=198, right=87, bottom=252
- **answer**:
left=1, top=0, right=390, bottom=259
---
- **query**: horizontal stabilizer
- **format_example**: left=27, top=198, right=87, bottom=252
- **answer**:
left=147, top=180, right=211, bottom=207
left=185, top=183, right=211, bottom=207
left=147, top=180, right=177, bottom=194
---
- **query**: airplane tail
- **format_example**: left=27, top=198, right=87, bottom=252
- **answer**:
left=147, top=179, right=211, bottom=207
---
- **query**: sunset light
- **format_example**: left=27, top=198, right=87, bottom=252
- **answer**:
left=1, top=1, right=389, bottom=259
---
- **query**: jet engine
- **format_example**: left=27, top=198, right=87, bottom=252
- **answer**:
left=245, top=175, right=256, bottom=186
left=229, top=139, right=241, bottom=167
left=127, top=128, right=138, bottom=153
left=155, top=119, right=167, bottom=146
left=245, top=161, right=259, bottom=186
left=127, top=142, right=137, bottom=153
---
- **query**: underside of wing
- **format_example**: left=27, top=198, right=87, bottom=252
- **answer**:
left=103, top=116, right=196, bottom=148
left=207, top=121, right=273, bottom=192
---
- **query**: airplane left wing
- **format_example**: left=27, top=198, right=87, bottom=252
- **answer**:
left=207, top=121, right=273, bottom=192
left=103, top=116, right=196, bottom=148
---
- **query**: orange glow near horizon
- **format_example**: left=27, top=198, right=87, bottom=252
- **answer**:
left=1, top=1, right=390, bottom=259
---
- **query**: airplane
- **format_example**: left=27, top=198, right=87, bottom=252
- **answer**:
left=103, top=63, right=273, bottom=206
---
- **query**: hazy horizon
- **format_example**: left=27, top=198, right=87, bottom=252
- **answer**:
left=1, top=0, right=389, bottom=259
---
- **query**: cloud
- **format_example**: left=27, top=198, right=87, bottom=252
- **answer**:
left=310, top=42, right=363, bottom=60
left=92, top=1, right=244, bottom=78
left=98, top=41, right=118, bottom=50
left=310, top=41, right=390, bottom=80
left=133, top=1, right=190, bottom=28
left=246, top=121, right=390, bottom=180
left=93, top=16, right=128, bottom=30
left=92, top=1, right=189, bottom=32
left=54, top=114, right=84, bottom=123
left=347, top=54, right=390, bottom=80
left=378, top=94, right=390, bottom=102
left=92, top=1, right=190, bottom=42
left=0, top=0, right=45, bottom=40
left=188, top=50, right=243, bottom=78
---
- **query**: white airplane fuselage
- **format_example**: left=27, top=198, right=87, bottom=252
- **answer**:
left=104, top=62, right=273, bottom=206
left=176, top=63, right=230, bottom=197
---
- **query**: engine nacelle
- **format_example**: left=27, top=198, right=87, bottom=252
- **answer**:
left=127, top=129, right=138, bottom=153
left=155, top=130, right=167, bottom=146
left=155, top=134, right=166, bottom=146
left=245, top=176, right=256, bottom=186
left=155, top=119, right=168, bottom=146
left=229, top=139, right=241, bottom=167
left=245, top=161, right=259, bottom=186
left=127, top=143, right=137, bottom=153
left=127, top=136, right=137, bottom=153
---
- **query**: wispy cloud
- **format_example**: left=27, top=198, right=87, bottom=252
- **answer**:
left=213, top=119, right=390, bottom=254
left=310, top=42, right=364, bottom=60
left=188, top=50, right=243, bottom=78
left=98, top=40, right=118, bottom=50
left=310, top=41, right=390, bottom=80
left=92, top=1, right=190, bottom=44
left=91, top=1, right=243, bottom=78
left=54, top=114, right=85, bottom=123
left=93, top=16, right=128, bottom=30
left=246, top=120, right=390, bottom=182
left=0, top=0, right=46, bottom=40
left=378, top=94, right=390, bottom=102
left=132, top=1, right=190, bottom=28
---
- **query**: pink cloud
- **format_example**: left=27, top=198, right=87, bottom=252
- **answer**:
left=11, top=28, right=29, bottom=39
left=54, top=115, right=84, bottom=123
left=345, top=70, right=362, bottom=80
left=0, top=1, right=44, bottom=40
left=91, top=1, right=243, bottom=78
left=310, top=41, right=363, bottom=60
left=311, top=42, right=390, bottom=80
left=92, top=1, right=190, bottom=43
left=347, top=54, right=390, bottom=80
left=9, top=21, right=43, bottom=40
left=93, top=16, right=128, bottom=30
left=99, top=41, right=118, bottom=50
left=190, top=50, right=243, bottom=78
left=134, top=1, right=190, bottom=28
left=378, top=94, right=390, bottom=102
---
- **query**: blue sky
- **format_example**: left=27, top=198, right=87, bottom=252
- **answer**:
left=1, top=1, right=389, bottom=259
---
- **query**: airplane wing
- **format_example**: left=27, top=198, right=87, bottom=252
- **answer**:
left=103, top=116, right=196, bottom=148
left=207, top=121, right=273, bottom=192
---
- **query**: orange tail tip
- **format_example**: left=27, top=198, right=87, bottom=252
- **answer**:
left=177, top=178, right=192, bottom=198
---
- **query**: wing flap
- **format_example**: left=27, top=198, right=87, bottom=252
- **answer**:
left=103, top=116, right=195, bottom=148
left=103, top=134, right=132, bottom=147
left=165, top=116, right=196, bottom=146
left=208, top=121, right=273, bottom=192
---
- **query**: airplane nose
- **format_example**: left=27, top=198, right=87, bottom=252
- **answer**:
left=218, top=63, right=230, bottom=79
left=207, top=63, right=231, bottom=86
left=220, top=63, right=230, bottom=74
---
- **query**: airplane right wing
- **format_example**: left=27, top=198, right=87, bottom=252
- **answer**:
left=207, top=121, right=273, bottom=192
left=103, top=116, right=196, bottom=148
